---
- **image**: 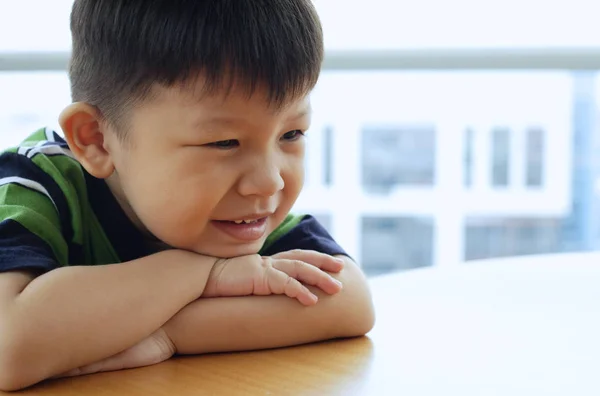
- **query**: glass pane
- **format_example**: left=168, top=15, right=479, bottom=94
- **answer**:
left=465, top=218, right=562, bottom=260
left=464, top=128, right=474, bottom=187
left=361, top=217, right=433, bottom=276
left=526, top=127, right=545, bottom=187
left=361, top=126, right=435, bottom=193
left=322, top=126, right=333, bottom=187
left=491, top=127, right=510, bottom=187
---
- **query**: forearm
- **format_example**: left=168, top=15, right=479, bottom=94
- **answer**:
left=1, top=249, right=215, bottom=388
left=164, top=257, right=375, bottom=354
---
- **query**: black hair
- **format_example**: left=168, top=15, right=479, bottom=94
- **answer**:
left=69, top=0, right=323, bottom=131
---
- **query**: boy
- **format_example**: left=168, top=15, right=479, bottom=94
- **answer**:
left=0, top=0, right=375, bottom=391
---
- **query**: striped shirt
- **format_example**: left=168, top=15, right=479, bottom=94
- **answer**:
left=0, top=127, right=346, bottom=274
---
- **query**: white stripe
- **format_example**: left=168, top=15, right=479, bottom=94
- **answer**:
left=17, top=144, right=33, bottom=156
left=0, top=177, right=57, bottom=209
left=17, top=140, right=42, bottom=155
left=24, top=141, right=47, bottom=157
left=45, top=127, right=56, bottom=142
left=27, top=145, right=76, bottom=160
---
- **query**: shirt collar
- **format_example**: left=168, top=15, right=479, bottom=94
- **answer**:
left=84, top=170, right=151, bottom=262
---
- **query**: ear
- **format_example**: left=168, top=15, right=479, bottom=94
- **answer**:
left=59, top=103, right=115, bottom=179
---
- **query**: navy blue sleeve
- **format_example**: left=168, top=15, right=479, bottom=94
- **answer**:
left=0, top=151, right=70, bottom=274
left=0, top=220, right=59, bottom=274
left=260, top=215, right=350, bottom=257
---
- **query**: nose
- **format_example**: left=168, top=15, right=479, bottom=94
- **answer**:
left=237, top=155, right=285, bottom=197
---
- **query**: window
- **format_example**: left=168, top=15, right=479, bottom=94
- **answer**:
left=361, top=126, right=436, bottom=194
left=323, top=126, right=334, bottom=187
left=464, top=128, right=474, bottom=187
left=491, top=127, right=510, bottom=187
left=362, top=217, right=433, bottom=276
left=525, top=127, right=545, bottom=187
left=465, top=218, right=562, bottom=260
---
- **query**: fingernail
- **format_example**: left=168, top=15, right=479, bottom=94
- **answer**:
left=334, top=279, right=343, bottom=287
left=336, top=258, right=345, bottom=263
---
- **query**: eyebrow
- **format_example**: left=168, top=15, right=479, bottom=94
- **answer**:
left=194, top=108, right=311, bottom=129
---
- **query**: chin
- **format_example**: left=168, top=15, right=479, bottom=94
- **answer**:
left=227, top=243, right=264, bottom=258
left=195, top=241, right=265, bottom=259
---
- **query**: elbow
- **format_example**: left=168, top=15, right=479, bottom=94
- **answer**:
left=356, top=298, right=376, bottom=336
left=0, top=328, right=41, bottom=391
left=341, top=291, right=376, bottom=338
left=0, top=349, right=27, bottom=392
left=332, top=259, right=376, bottom=338
left=0, top=364, right=29, bottom=392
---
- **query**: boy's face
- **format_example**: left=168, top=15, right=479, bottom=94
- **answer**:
left=103, top=81, right=309, bottom=258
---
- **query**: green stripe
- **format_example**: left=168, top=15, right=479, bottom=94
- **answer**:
left=31, top=154, right=120, bottom=264
left=0, top=184, right=67, bottom=265
left=1, top=129, right=121, bottom=266
left=259, top=213, right=305, bottom=254
left=30, top=154, right=85, bottom=245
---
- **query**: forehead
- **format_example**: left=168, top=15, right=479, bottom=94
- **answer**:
left=148, top=76, right=312, bottom=117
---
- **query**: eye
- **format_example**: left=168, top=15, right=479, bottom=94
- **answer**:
left=208, top=139, right=239, bottom=149
left=281, top=130, right=305, bottom=141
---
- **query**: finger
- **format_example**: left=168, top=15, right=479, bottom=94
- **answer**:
left=272, top=250, right=345, bottom=273
left=273, top=259, right=343, bottom=295
left=264, top=267, right=318, bottom=306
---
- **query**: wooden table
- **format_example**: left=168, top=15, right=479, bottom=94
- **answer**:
left=8, top=252, right=600, bottom=395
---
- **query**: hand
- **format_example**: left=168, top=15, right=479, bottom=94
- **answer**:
left=53, top=328, right=175, bottom=378
left=203, top=250, right=345, bottom=306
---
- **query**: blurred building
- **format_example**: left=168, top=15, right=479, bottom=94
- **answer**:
left=294, top=71, right=577, bottom=276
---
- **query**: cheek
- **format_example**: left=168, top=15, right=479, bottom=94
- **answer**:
left=284, top=156, right=305, bottom=192
left=119, top=162, right=213, bottom=229
left=129, top=183, right=213, bottom=246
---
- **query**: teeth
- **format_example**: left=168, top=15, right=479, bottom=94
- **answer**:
left=232, top=219, right=257, bottom=224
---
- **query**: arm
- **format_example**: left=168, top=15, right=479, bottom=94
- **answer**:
left=164, top=256, right=375, bottom=354
left=0, top=251, right=343, bottom=389
left=0, top=249, right=215, bottom=391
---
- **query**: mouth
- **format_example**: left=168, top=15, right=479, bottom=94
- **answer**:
left=211, top=216, right=270, bottom=241
left=221, top=218, right=263, bottom=225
